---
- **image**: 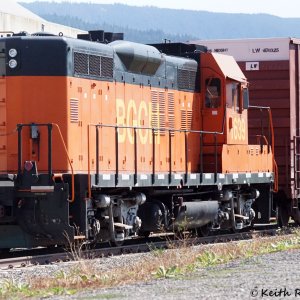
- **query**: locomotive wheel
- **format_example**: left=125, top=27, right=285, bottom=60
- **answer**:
left=109, top=228, right=125, bottom=247
left=196, top=223, right=211, bottom=237
left=109, top=239, right=124, bottom=247
left=291, top=207, right=300, bottom=225
left=139, top=230, right=151, bottom=238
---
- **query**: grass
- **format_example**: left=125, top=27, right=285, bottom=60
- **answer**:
left=1, top=229, right=300, bottom=299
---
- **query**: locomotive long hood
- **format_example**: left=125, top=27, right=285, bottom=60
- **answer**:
left=208, top=53, right=247, bottom=83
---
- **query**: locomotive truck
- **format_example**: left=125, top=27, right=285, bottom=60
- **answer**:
left=0, top=31, right=277, bottom=250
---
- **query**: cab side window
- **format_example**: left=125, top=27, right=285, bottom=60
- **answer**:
left=231, top=82, right=241, bottom=112
left=205, top=78, right=221, bottom=108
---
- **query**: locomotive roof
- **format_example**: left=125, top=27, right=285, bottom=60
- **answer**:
left=211, top=52, right=247, bottom=82
left=2, top=33, right=199, bottom=92
left=3, top=34, right=199, bottom=60
left=3, top=34, right=198, bottom=73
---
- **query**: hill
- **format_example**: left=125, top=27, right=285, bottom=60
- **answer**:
left=20, top=2, right=300, bottom=43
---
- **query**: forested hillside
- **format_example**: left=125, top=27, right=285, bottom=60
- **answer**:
left=21, top=2, right=300, bottom=43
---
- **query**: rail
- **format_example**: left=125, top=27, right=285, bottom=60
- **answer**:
left=87, top=124, right=223, bottom=198
left=0, top=225, right=281, bottom=269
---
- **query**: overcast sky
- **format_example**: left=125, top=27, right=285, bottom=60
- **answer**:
left=18, top=0, right=300, bottom=18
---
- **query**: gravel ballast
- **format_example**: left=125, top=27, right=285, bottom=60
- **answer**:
left=65, top=249, right=300, bottom=300
left=1, top=246, right=300, bottom=299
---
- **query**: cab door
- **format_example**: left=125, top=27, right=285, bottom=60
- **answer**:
left=201, top=76, right=225, bottom=143
left=200, top=76, right=225, bottom=173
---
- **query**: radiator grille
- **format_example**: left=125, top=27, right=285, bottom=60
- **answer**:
left=178, top=69, right=197, bottom=90
left=101, top=56, right=114, bottom=78
left=159, top=92, right=166, bottom=135
left=151, top=91, right=166, bottom=136
left=74, top=52, right=88, bottom=75
left=181, top=110, right=193, bottom=130
left=151, top=91, right=159, bottom=135
left=168, top=93, right=175, bottom=135
left=89, top=54, right=101, bottom=76
left=70, top=98, right=79, bottom=123
left=74, top=51, right=113, bottom=79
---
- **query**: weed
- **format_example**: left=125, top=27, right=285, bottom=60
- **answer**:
left=186, top=263, right=197, bottom=272
left=154, top=265, right=182, bottom=279
left=149, top=245, right=165, bottom=257
left=55, top=270, right=68, bottom=280
left=1, top=229, right=300, bottom=299
left=196, top=251, right=223, bottom=267
left=0, top=279, right=37, bottom=299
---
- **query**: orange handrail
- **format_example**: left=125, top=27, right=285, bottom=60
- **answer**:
left=255, top=134, right=269, bottom=147
left=87, top=124, right=91, bottom=199
left=52, top=123, right=75, bottom=202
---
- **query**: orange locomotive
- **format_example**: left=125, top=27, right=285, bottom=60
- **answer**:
left=0, top=31, right=275, bottom=249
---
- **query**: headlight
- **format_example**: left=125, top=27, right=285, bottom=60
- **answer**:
left=8, top=59, right=17, bottom=68
left=8, top=48, right=17, bottom=58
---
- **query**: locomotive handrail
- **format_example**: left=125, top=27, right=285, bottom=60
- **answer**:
left=52, top=123, right=75, bottom=202
left=248, top=105, right=278, bottom=192
left=16, top=123, right=75, bottom=202
left=17, top=123, right=53, bottom=182
left=87, top=123, right=224, bottom=198
left=84, top=105, right=277, bottom=199
left=89, top=123, right=225, bottom=135
left=254, top=134, right=270, bottom=153
left=248, top=105, right=271, bottom=110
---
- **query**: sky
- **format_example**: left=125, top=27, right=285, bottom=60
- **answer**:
left=18, top=0, right=300, bottom=18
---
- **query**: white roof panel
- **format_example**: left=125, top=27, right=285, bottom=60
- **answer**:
left=1, top=1, right=44, bottom=21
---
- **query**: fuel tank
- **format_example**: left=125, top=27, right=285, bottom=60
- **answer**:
left=170, top=201, right=218, bottom=230
left=138, top=200, right=218, bottom=233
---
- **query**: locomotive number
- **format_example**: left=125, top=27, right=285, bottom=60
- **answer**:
left=231, top=117, right=246, bottom=141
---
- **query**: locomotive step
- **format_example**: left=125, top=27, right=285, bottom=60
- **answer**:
left=114, top=223, right=133, bottom=230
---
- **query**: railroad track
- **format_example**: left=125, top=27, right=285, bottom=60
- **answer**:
left=0, top=224, right=289, bottom=271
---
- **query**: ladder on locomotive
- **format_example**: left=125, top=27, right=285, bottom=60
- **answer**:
left=293, top=136, right=300, bottom=206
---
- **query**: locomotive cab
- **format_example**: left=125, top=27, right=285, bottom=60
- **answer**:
left=200, top=52, right=273, bottom=175
left=201, top=52, right=248, bottom=144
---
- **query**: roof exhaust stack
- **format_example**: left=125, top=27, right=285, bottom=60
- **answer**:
left=77, top=30, right=124, bottom=43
